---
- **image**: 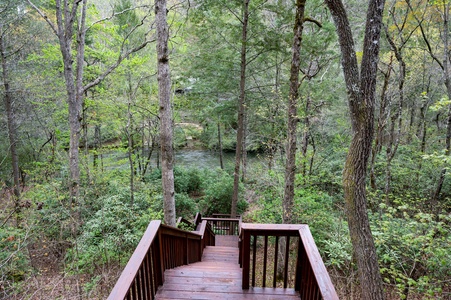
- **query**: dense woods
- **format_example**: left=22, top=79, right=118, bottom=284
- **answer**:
left=1, top=0, right=450, bottom=299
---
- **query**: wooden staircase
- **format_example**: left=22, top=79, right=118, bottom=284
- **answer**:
left=156, top=236, right=300, bottom=299
left=107, top=214, right=339, bottom=300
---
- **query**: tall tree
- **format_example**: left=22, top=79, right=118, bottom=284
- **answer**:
left=27, top=0, right=151, bottom=205
left=231, top=0, right=250, bottom=217
left=0, top=1, right=27, bottom=222
left=282, top=0, right=307, bottom=224
left=156, top=0, right=176, bottom=226
left=325, top=0, right=386, bottom=299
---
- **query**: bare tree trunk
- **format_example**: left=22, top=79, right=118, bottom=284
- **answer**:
left=126, top=98, right=135, bottom=206
left=370, top=58, right=392, bottom=191
left=231, top=0, right=249, bottom=218
left=93, top=125, right=101, bottom=169
left=300, top=95, right=311, bottom=180
left=0, top=32, right=21, bottom=221
left=241, top=108, right=248, bottom=183
left=283, top=0, right=306, bottom=225
left=156, top=0, right=176, bottom=226
left=218, top=122, right=224, bottom=169
left=383, top=23, right=407, bottom=205
left=325, top=0, right=386, bottom=299
left=432, top=3, right=451, bottom=207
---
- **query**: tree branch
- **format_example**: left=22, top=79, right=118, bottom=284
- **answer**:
left=303, top=17, right=322, bottom=28
left=26, top=0, right=58, bottom=35
left=83, top=39, right=154, bottom=92
left=86, top=4, right=152, bottom=32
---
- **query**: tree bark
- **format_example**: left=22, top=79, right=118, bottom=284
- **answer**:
left=231, top=0, right=250, bottom=218
left=156, top=0, right=176, bottom=227
left=126, top=95, right=135, bottom=207
left=432, top=3, right=451, bottom=207
left=325, top=0, right=386, bottom=299
left=282, top=0, right=306, bottom=225
left=370, top=57, right=392, bottom=191
left=218, top=122, right=224, bottom=169
left=0, top=31, right=21, bottom=217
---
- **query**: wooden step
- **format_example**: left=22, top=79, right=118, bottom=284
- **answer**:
left=155, top=245, right=300, bottom=299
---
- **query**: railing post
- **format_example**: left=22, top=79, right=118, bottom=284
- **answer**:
left=241, top=228, right=251, bottom=289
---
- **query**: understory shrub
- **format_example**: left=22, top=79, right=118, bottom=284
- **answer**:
left=198, top=168, right=247, bottom=216
left=0, top=226, right=30, bottom=297
left=371, top=206, right=451, bottom=299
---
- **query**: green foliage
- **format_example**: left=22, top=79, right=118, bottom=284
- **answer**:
left=174, top=166, right=202, bottom=194
left=323, top=224, right=353, bottom=271
left=68, top=193, right=157, bottom=274
left=175, top=193, right=198, bottom=218
left=292, top=186, right=336, bottom=243
left=0, top=227, right=30, bottom=284
left=198, top=168, right=247, bottom=216
left=371, top=207, right=451, bottom=298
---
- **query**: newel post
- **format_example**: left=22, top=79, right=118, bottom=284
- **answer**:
left=241, top=228, right=251, bottom=289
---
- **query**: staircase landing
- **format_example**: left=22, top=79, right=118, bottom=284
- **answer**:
left=155, top=240, right=300, bottom=299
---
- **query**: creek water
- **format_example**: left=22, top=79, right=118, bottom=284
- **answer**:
left=174, top=150, right=235, bottom=169
left=99, top=149, right=268, bottom=171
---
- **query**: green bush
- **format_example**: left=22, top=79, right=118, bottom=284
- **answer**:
left=199, top=168, right=247, bottom=216
left=68, top=191, right=162, bottom=274
left=0, top=226, right=30, bottom=292
left=174, top=167, right=202, bottom=194
left=371, top=206, right=451, bottom=299
left=175, top=193, right=198, bottom=217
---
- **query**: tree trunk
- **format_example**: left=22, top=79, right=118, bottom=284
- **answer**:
left=325, top=0, right=386, bottom=299
left=0, top=32, right=21, bottom=219
left=383, top=26, right=406, bottom=205
left=300, top=95, right=311, bottom=180
left=93, top=125, right=101, bottom=169
left=241, top=108, right=248, bottom=183
left=370, top=58, right=392, bottom=191
left=231, top=0, right=249, bottom=218
left=156, top=0, right=176, bottom=227
left=282, top=0, right=306, bottom=225
left=432, top=3, right=451, bottom=208
left=127, top=98, right=135, bottom=206
left=218, top=122, right=224, bottom=169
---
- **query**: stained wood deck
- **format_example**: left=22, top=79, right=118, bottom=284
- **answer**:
left=155, top=236, right=300, bottom=300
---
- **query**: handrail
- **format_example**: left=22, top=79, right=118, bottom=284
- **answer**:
left=107, top=219, right=215, bottom=300
left=239, top=223, right=338, bottom=300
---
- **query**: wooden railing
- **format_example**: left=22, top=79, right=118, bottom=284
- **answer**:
left=239, top=223, right=339, bottom=300
left=202, top=216, right=241, bottom=235
left=107, top=220, right=215, bottom=300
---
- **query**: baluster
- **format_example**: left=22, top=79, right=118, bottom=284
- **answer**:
left=146, top=252, right=154, bottom=299
left=273, top=236, right=279, bottom=288
left=294, top=238, right=302, bottom=291
left=137, top=265, right=145, bottom=299
left=131, top=279, right=138, bottom=300
left=251, top=235, right=257, bottom=287
left=262, top=235, right=268, bottom=287
left=284, top=235, right=290, bottom=288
